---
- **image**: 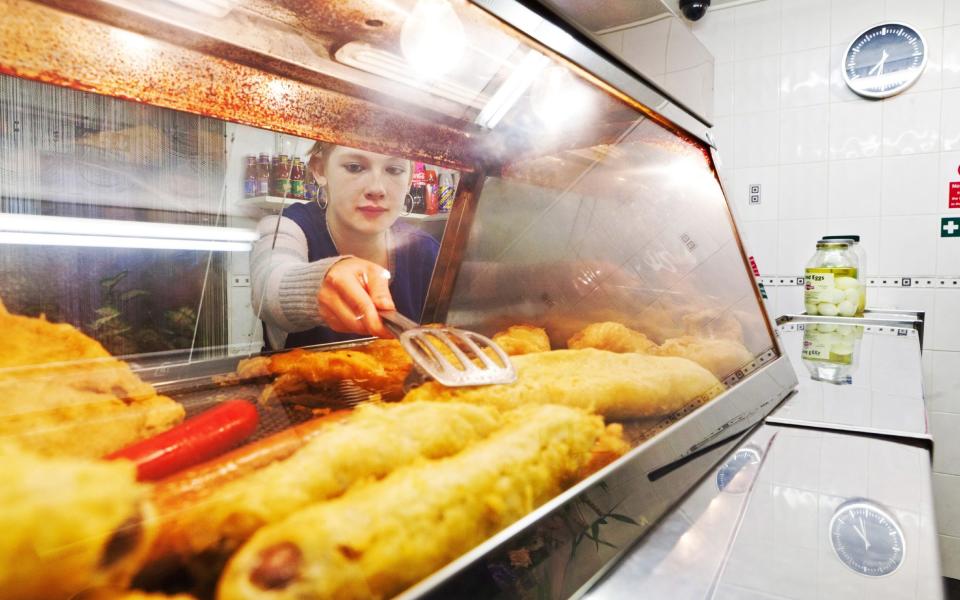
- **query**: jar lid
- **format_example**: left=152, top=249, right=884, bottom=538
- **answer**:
left=816, top=241, right=850, bottom=249
left=822, top=234, right=860, bottom=242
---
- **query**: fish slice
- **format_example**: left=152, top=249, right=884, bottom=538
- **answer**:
left=378, top=310, right=516, bottom=388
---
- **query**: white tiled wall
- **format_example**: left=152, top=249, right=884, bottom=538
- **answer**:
left=672, top=0, right=960, bottom=578
left=597, top=15, right=714, bottom=120
left=604, top=0, right=960, bottom=581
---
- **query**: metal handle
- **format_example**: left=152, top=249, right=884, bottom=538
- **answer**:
left=379, top=309, right=420, bottom=339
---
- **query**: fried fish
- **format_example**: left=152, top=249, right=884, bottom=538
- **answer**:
left=153, top=402, right=501, bottom=560
left=217, top=404, right=603, bottom=600
left=0, top=298, right=183, bottom=457
left=403, top=348, right=723, bottom=419
left=567, top=321, right=657, bottom=354
left=0, top=445, right=155, bottom=600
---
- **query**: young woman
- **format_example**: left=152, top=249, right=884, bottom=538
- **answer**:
left=251, top=142, right=440, bottom=350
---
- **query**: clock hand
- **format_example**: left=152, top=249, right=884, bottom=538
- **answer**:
left=868, top=49, right=889, bottom=77
left=856, top=517, right=871, bottom=551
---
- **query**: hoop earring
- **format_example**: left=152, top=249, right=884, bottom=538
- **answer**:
left=316, top=187, right=328, bottom=210
left=401, top=193, right=413, bottom=216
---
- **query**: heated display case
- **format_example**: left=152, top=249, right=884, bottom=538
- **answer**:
left=0, top=0, right=798, bottom=598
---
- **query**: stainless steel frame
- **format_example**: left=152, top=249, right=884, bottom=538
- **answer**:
left=472, top=0, right=714, bottom=145
left=776, top=310, right=926, bottom=349
left=397, top=354, right=797, bottom=599
left=582, top=423, right=943, bottom=599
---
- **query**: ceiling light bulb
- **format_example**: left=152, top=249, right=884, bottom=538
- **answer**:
left=401, top=0, right=466, bottom=79
left=529, top=65, right=595, bottom=128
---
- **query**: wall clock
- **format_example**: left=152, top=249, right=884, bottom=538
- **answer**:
left=842, top=22, right=926, bottom=99
left=715, top=445, right=762, bottom=494
left=829, top=498, right=905, bottom=577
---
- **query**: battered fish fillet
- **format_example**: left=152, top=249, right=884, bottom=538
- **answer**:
left=217, top=404, right=603, bottom=600
left=255, top=341, right=414, bottom=403
left=76, top=590, right=196, bottom=600
left=154, top=402, right=501, bottom=559
left=566, top=321, right=657, bottom=354
left=403, top=348, right=724, bottom=419
left=0, top=445, right=156, bottom=600
left=652, top=336, right=754, bottom=379
left=580, top=422, right=631, bottom=478
left=492, top=325, right=551, bottom=355
left=680, top=309, right=744, bottom=343
left=0, top=299, right=184, bottom=457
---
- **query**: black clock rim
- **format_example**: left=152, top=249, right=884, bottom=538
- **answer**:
left=840, top=21, right=927, bottom=100
left=828, top=497, right=907, bottom=578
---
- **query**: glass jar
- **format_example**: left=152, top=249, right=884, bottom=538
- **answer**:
left=821, top=235, right=867, bottom=312
left=804, top=241, right=862, bottom=317
left=801, top=323, right=862, bottom=385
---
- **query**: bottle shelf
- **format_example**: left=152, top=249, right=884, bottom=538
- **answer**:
left=236, top=195, right=308, bottom=210
left=236, top=196, right=449, bottom=222
left=399, top=213, right=449, bottom=222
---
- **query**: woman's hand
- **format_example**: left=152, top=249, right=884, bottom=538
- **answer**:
left=318, top=257, right=396, bottom=337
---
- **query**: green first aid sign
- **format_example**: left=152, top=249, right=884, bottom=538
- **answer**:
left=943, top=218, right=960, bottom=238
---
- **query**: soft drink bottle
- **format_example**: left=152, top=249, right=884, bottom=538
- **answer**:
left=438, top=172, right=454, bottom=212
left=243, top=156, right=257, bottom=198
left=256, top=154, right=271, bottom=196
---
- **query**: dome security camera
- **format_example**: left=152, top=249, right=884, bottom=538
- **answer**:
left=679, top=0, right=710, bottom=21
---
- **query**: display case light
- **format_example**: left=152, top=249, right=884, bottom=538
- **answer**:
left=335, top=43, right=487, bottom=108
left=474, top=50, right=550, bottom=130
left=400, top=0, right=466, bottom=78
left=0, top=214, right=256, bottom=251
left=160, top=0, right=239, bottom=18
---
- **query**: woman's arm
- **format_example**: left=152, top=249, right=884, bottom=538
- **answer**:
left=250, top=215, right=344, bottom=346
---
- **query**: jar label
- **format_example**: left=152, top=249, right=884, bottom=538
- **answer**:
left=804, top=267, right=860, bottom=316
left=801, top=329, right=854, bottom=364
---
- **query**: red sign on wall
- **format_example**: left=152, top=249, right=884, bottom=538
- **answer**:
left=951, top=182, right=960, bottom=209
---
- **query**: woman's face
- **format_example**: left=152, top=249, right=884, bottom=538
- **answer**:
left=320, top=146, right=411, bottom=237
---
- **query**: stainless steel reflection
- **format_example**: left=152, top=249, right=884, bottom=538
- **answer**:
left=401, top=356, right=797, bottom=600
left=768, top=316, right=929, bottom=441
left=585, top=424, right=943, bottom=599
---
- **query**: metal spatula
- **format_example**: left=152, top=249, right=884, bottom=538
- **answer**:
left=379, top=310, right=517, bottom=388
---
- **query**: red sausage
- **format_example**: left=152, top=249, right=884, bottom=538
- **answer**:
left=106, top=399, right=259, bottom=481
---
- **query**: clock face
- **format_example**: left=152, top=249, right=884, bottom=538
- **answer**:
left=715, top=446, right=762, bottom=494
left=843, top=23, right=926, bottom=98
left=829, top=499, right=905, bottom=577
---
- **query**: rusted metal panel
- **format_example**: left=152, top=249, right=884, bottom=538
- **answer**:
left=0, top=0, right=480, bottom=170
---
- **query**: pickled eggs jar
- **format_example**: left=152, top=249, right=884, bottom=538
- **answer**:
left=800, top=323, right=862, bottom=384
left=804, top=241, right=863, bottom=317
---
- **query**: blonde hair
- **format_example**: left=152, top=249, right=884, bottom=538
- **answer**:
left=306, top=140, right=334, bottom=175
left=306, top=141, right=413, bottom=184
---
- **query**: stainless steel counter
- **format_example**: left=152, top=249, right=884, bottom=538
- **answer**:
left=583, top=424, right=942, bottom=600
left=584, top=312, right=940, bottom=599
left=767, top=316, right=929, bottom=441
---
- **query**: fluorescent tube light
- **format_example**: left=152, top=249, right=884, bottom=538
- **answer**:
left=160, top=0, right=238, bottom=18
left=0, top=214, right=256, bottom=251
left=0, top=232, right=252, bottom=251
left=335, top=43, right=488, bottom=108
left=474, top=50, right=550, bottom=130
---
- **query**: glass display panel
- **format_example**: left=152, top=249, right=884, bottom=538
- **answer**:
left=0, top=1, right=783, bottom=599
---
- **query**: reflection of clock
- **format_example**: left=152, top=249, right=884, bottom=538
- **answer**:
left=715, top=445, right=762, bottom=493
left=843, top=23, right=926, bottom=99
left=829, top=499, right=905, bottom=577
